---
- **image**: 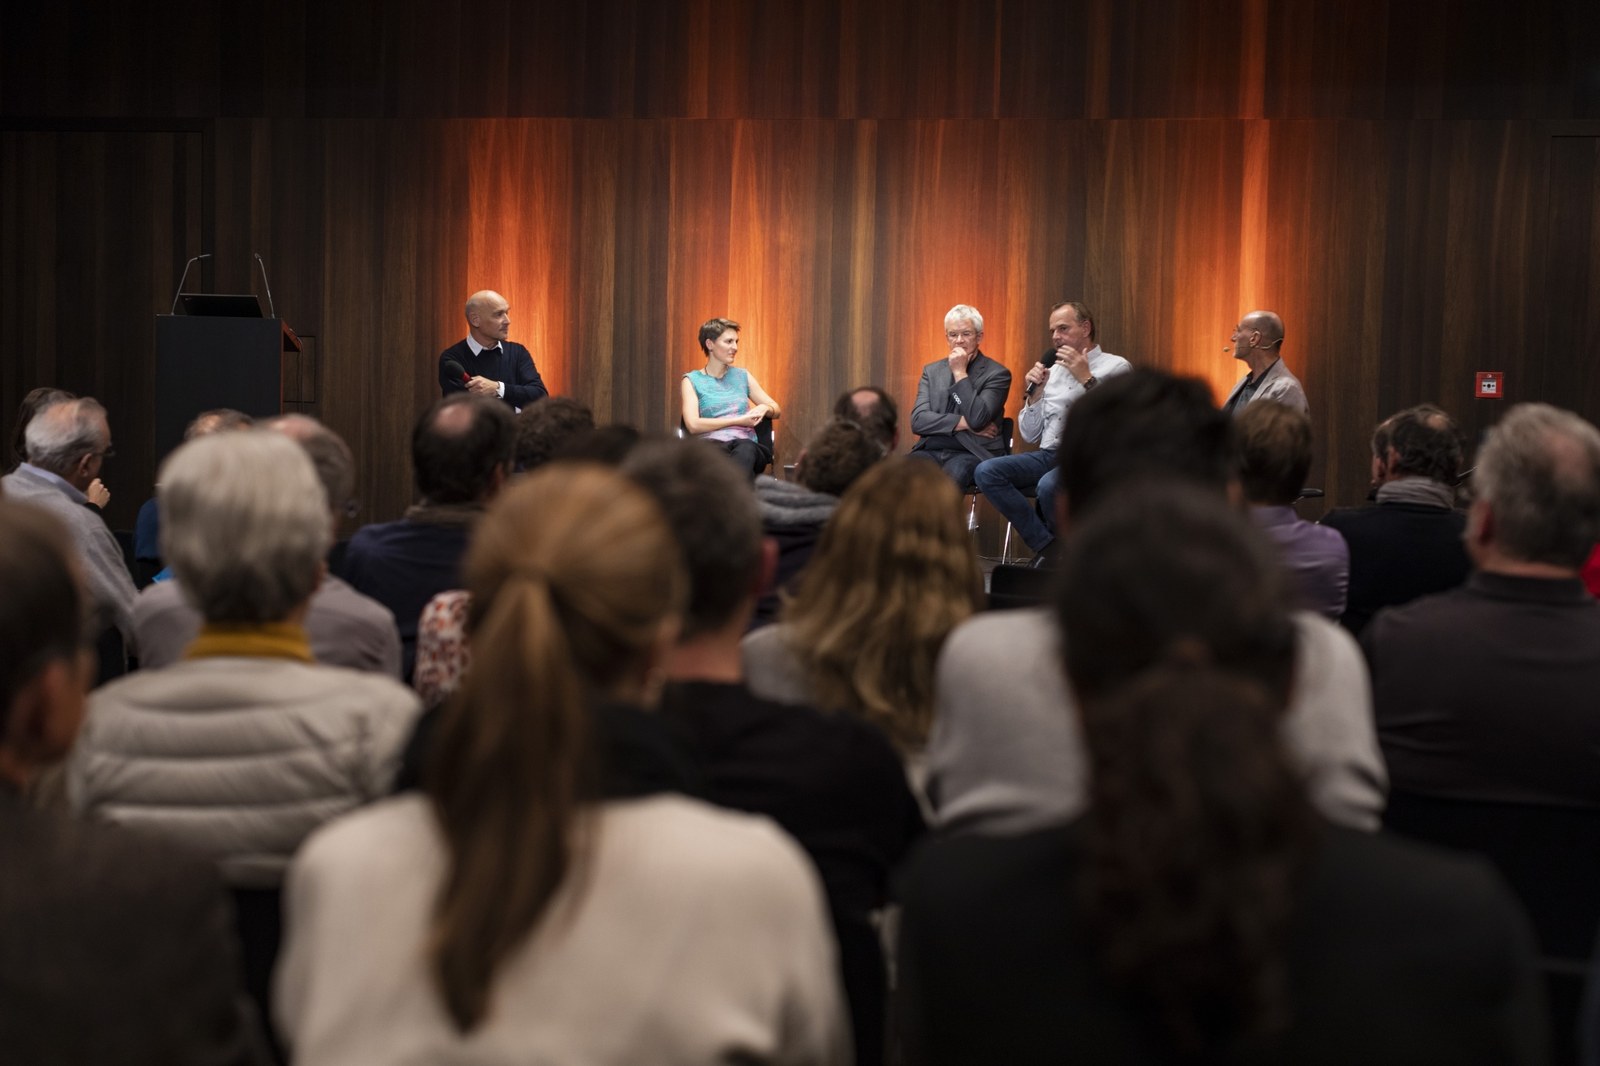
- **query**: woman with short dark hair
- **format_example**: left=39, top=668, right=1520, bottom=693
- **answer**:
left=681, top=316, right=782, bottom=474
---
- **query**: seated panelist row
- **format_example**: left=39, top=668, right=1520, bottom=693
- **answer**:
left=432, top=289, right=1303, bottom=497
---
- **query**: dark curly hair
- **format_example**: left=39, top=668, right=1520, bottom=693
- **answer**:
left=1057, top=483, right=1317, bottom=1055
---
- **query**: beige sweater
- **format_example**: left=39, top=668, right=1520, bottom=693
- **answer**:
left=275, top=793, right=850, bottom=1065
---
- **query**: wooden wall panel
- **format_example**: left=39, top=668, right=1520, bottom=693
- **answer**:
left=1, top=129, right=201, bottom=529
left=11, top=117, right=1596, bottom=522
left=6, top=0, right=1600, bottom=526
left=1544, top=136, right=1600, bottom=423
left=6, top=1, right=1596, bottom=121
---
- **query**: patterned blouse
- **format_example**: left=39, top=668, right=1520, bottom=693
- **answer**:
left=413, top=590, right=471, bottom=710
left=684, top=367, right=755, bottom=443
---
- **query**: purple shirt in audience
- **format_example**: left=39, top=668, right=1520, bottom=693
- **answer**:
left=1252, top=505, right=1350, bottom=620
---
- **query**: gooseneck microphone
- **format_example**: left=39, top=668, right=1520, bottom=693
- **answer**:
left=169, top=253, right=212, bottom=314
left=1024, top=349, right=1059, bottom=398
left=253, top=253, right=277, bottom=318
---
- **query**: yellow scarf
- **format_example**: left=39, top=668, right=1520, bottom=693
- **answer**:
left=184, top=622, right=315, bottom=663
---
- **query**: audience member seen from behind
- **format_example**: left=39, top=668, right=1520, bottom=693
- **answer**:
left=275, top=466, right=847, bottom=1065
left=1236, top=401, right=1349, bottom=620
left=340, top=394, right=513, bottom=682
left=680, top=316, right=782, bottom=475
left=68, top=431, right=421, bottom=884
left=134, top=407, right=254, bottom=581
left=924, top=369, right=1387, bottom=836
left=1321, top=404, right=1469, bottom=635
left=1367, top=403, right=1600, bottom=808
left=626, top=438, right=921, bottom=1066
left=7, top=387, right=106, bottom=511
left=133, top=414, right=402, bottom=677
left=898, top=485, right=1546, bottom=1066
left=513, top=396, right=594, bottom=473
left=744, top=455, right=985, bottom=790
left=751, top=417, right=888, bottom=628
left=410, top=398, right=600, bottom=711
left=1, top=397, right=137, bottom=666
left=7, top=388, right=86, bottom=487
left=0, top=501, right=266, bottom=1066
left=554, top=423, right=642, bottom=466
left=834, top=385, right=899, bottom=452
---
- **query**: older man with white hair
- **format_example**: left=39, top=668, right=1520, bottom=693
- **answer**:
left=909, top=303, right=1012, bottom=487
left=0, top=397, right=137, bottom=652
left=68, top=430, right=421, bottom=886
left=436, top=289, right=547, bottom=410
left=132, top=415, right=402, bottom=676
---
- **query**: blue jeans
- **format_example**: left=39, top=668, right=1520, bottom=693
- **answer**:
left=974, top=449, right=1059, bottom=552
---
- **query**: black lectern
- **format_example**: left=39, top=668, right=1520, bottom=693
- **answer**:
left=154, top=305, right=302, bottom=462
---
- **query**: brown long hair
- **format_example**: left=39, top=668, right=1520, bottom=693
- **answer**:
left=424, top=464, right=686, bottom=1032
left=1058, top=483, right=1316, bottom=1055
left=781, top=457, right=984, bottom=751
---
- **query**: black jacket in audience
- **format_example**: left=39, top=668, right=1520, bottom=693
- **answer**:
left=897, top=820, right=1545, bottom=1066
left=1321, top=500, right=1469, bottom=636
left=0, top=794, right=267, bottom=1065
left=661, top=680, right=925, bottom=1066
left=1365, top=572, right=1600, bottom=807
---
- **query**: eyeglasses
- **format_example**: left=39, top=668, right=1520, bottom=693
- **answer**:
left=945, top=330, right=978, bottom=341
left=93, top=447, right=116, bottom=460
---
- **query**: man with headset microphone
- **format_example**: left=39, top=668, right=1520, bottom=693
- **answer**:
left=1223, top=309, right=1308, bottom=417
left=974, top=301, right=1130, bottom=566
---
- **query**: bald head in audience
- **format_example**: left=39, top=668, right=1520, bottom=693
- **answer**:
left=834, top=386, right=899, bottom=452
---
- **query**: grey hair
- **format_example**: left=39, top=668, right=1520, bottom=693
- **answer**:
left=263, top=414, right=357, bottom=517
left=24, top=398, right=108, bottom=476
left=944, top=304, right=984, bottom=337
left=159, top=431, right=331, bottom=623
left=1473, top=403, right=1600, bottom=569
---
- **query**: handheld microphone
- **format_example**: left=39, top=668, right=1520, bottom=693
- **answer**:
left=253, top=253, right=277, bottom=318
left=1024, top=349, right=1059, bottom=398
left=443, top=359, right=470, bottom=384
left=169, top=253, right=212, bottom=314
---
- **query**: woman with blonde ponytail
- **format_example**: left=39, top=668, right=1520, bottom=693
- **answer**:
left=897, top=484, right=1544, bottom=1065
left=276, top=464, right=848, bottom=1065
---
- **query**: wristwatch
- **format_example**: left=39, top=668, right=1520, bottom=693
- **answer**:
left=1083, top=375, right=1099, bottom=391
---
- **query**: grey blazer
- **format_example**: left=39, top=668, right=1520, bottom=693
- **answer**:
left=1224, top=357, right=1309, bottom=416
left=909, top=351, right=1013, bottom=460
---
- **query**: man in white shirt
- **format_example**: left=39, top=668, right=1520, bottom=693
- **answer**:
left=974, top=301, right=1130, bottom=560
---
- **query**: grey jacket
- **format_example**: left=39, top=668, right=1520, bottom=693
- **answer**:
left=1, top=464, right=138, bottom=647
left=1224, top=357, right=1309, bottom=416
left=910, top=352, right=1012, bottom=460
left=925, top=608, right=1387, bottom=834
left=134, top=575, right=402, bottom=678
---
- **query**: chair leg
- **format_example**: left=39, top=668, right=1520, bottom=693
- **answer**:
left=1001, top=521, right=1015, bottom=564
left=966, top=491, right=979, bottom=533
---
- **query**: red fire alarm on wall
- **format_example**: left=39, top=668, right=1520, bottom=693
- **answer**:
left=1475, top=372, right=1504, bottom=399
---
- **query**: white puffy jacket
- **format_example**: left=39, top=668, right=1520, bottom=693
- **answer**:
left=68, top=656, right=422, bottom=887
